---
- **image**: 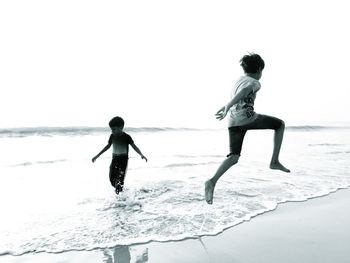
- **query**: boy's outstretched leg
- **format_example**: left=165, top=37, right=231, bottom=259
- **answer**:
left=269, top=120, right=290, bottom=173
left=205, top=154, right=239, bottom=204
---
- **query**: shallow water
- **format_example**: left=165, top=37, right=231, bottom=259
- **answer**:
left=0, top=126, right=349, bottom=256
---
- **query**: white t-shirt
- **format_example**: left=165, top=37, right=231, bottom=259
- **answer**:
left=228, top=75, right=261, bottom=127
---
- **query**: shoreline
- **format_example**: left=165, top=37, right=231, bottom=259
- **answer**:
left=2, top=187, right=350, bottom=262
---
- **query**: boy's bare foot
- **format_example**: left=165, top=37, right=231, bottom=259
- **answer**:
left=270, top=161, right=290, bottom=173
left=205, top=180, right=215, bottom=204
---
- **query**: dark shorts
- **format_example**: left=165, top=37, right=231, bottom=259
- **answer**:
left=228, top=114, right=284, bottom=156
left=109, top=155, right=128, bottom=193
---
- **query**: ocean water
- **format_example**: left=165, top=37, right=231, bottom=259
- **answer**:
left=0, top=125, right=349, bottom=256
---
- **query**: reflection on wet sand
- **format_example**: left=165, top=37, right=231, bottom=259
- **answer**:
left=103, top=245, right=148, bottom=263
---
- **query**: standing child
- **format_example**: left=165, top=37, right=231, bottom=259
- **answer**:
left=92, top=116, right=147, bottom=194
left=205, top=53, right=290, bottom=204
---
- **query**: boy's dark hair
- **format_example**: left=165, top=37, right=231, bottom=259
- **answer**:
left=240, top=53, right=265, bottom=73
left=109, top=116, right=124, bottom=128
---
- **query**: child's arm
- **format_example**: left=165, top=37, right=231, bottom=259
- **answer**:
left=215, top=86, right=254, bottom=120
left=92, top=143, right=112, bottom=162
left=130, top=143, right=148, bottom=162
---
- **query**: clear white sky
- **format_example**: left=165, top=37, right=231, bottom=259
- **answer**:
left=1, top=0, right=349, bottom=128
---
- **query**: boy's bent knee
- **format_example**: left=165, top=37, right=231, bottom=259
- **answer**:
left=226, top=153, right=240, bottom=164
left=274, top=119, right=285, bottom=130
left=279, top=120, right=285, bottom=129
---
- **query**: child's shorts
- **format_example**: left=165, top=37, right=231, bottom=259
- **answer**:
left=109, top=154, right=128, bottom=193
left=228, top=114, right=284, bottom=156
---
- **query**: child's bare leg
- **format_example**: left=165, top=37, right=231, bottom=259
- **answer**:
left=269, top=121, right=290, bottom=172
left=205, top=154, right=239, bottom=204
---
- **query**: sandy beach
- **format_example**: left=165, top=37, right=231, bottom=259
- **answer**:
left=2, top=187, right=350, bottom=263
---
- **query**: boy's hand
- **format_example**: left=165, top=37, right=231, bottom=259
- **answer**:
left=215, top=106, right=228, bottom=120
left=141, top=155, right=148, bottom=162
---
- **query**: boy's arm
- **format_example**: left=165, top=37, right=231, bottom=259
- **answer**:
left=215, top=86, right=253, bottom=120
left=92, top=143, right=112, bottom=162
left=130, top=143, right=147, bottom=162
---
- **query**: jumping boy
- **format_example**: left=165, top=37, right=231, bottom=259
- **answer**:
left=205, top=53, right=290, bottom=204
left=92, top=116, right=147, bottom=194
